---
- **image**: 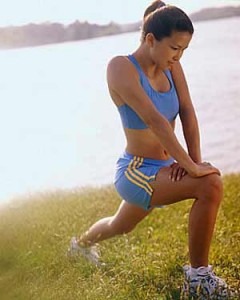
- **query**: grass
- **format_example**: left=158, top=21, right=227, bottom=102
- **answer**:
left=0, top=174, right=239, bottom=300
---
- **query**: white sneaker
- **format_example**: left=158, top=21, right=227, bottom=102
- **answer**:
left=67, top=237, right=102, bottom=266
left=182, top=265, right=231, bottom=299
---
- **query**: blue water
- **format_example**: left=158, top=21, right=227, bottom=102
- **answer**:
left=0, top=17, right=240, bottom=204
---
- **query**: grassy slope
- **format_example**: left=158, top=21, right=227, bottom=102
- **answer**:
left=0, top=174, right=239, bottom=300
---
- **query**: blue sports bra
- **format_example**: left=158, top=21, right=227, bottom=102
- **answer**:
left=117, top=54, right=179, bottom=130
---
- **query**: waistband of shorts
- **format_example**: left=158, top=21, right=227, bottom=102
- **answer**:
left=122, top=151, right=174, bottom=166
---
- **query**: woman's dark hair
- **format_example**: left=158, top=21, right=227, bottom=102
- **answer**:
left=141, top=1, right=194, bottom=42
left=143, top=0, right=166, bottom=19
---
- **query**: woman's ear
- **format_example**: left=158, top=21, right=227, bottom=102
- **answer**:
left=145, top=33, right=155, bottom=48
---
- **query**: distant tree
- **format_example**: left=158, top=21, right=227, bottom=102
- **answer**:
left=0, top=6, right=239, bottom=49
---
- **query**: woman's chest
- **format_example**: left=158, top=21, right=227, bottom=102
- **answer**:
left=147, top=71, right=171, bottom=93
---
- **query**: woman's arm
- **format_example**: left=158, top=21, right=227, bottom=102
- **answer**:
left=171, top=62, right=202, bottom=163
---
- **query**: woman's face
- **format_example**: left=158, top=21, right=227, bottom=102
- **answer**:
left=147, top=31, right=192, bottom=70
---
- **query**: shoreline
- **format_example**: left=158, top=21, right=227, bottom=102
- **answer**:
left=1, top=172, right=239, bottom=209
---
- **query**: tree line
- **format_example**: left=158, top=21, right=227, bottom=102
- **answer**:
left=0, top=6, right=239, bottom=49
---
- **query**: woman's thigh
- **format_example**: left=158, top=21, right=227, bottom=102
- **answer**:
left=149, top=166, right=222, bottom=207
left=111, top=200, right=153, bottom=232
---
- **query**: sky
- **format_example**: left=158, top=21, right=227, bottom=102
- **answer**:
left=0, top=0, right=239, bottom=27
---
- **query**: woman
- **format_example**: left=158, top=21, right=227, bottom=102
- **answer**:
left=68, top=1, right=229, bottom=298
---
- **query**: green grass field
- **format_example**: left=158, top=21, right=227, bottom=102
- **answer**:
left=0, top=174, right=239, bottom=300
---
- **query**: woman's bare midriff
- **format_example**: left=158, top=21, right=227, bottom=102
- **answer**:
left=124, top=121, right=175, bottom=160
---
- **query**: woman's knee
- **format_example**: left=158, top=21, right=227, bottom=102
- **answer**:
left=198, top=174, right=223, bottom=203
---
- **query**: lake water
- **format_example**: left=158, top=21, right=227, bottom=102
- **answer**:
left=0, top=17, right=240, bottom=204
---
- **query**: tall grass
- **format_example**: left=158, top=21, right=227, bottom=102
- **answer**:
left=0, top=174, right=239, bottom=299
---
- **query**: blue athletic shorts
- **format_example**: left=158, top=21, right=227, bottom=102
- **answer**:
left=114, top=151, right=174, bottom=211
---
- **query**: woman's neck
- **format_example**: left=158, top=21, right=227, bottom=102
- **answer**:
left=132, top=46, right=162, bottom=79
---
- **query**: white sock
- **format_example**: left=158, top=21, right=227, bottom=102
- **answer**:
left=190, top=265, right=210, bottom=277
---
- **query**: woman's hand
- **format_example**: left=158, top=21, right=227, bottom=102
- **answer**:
left=169, top=162, right=187, bottom=181
left=188, top=162, right=221, bottom=178
left=169, top=161, right=221, bottom=181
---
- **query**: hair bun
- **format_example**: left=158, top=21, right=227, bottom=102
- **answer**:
left=143, top=1, right=166, bottom=19
left=158, top=1, right=166, bottom=8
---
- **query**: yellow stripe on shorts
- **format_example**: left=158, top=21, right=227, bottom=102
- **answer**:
left=133, top=157, right=156, bottom=181
left=124, top=156, right=153, bottom=196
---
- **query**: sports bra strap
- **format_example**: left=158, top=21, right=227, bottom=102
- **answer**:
left=128, top=54, right=142, bottom=74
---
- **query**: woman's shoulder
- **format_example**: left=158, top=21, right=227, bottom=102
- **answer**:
left=107, top=55, right=139, bottom=87
left=107, top=55, right=138, bottom=75
left=108, top=55, right=128, bottom=67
